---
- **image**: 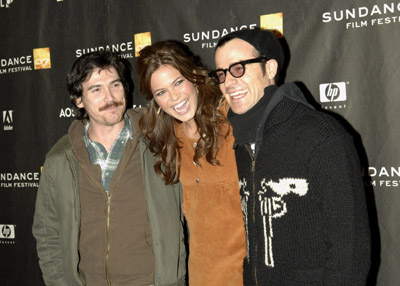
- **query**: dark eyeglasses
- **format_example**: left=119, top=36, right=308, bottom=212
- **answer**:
left=209, top=56, right=268, bottom=84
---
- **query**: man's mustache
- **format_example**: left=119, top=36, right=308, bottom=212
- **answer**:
left=99, top=101, right=124, bottom=111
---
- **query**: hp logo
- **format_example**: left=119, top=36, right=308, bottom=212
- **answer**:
left=0, top=224, right=15, bottom=239
left=319, top=82, right=347, bottom=103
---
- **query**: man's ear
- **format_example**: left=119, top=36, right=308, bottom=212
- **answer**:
left=265, top=59, right=278, bottom=80
left=75, top=97, right=84, bottom=108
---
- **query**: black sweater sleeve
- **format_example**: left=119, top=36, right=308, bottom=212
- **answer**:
left=308, top=131, right=371, bottom=285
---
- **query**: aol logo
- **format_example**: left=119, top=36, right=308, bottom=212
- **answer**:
left=3, top=110, right=13, bottom=131
left=319, top=82, right=347, bottom=103
left=59, top=108, right=75, bottom=118
left=0, top=0, right=14, bottom=8
left=0, top=224, right=15, bottom=239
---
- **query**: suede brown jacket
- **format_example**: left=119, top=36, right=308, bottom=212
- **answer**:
left=175, top=102, right=246, bottom=286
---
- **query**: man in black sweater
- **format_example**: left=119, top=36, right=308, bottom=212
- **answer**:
left=209, top=29, right=371, bottom=285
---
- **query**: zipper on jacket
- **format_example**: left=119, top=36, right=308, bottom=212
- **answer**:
left=104, top=140, right=139, bottom=286
left=245, top=145, right=259, bottom=286
left=72, top=150, right=113, bottom=285
left=106, top=194, right=112, bottom=285
left=73, top=139, right=139, bottom=285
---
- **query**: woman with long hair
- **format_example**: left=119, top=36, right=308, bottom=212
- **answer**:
left=137, top=40, right=246, bottom=286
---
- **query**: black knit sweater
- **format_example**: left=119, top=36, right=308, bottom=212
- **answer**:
left=229, top=83, right=371, bottom=285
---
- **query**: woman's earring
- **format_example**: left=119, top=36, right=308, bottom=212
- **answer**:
left=195, top=85, right=199, bottom=94
left=157, top=107, right=161, bottom=115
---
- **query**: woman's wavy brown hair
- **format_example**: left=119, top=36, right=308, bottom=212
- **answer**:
left=137, top=40, right=228, bottom=185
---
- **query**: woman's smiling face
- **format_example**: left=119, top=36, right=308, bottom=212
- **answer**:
left=151, top=64, right=198, bottom=123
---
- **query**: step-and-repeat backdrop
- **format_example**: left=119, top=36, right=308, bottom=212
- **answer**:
left=1, top=0, right=399, bottom=284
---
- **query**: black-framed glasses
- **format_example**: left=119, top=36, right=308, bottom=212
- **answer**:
left=209, top=56, right=268, bottom=84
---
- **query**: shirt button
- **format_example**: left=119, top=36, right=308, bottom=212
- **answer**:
left=195, top=178, right=200, bottom=183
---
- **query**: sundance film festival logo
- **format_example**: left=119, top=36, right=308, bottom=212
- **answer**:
left=3, top=110, right=13, bottom=131
left=363, top=166, right=400, bottom=188
left=0, top=47, right=51, bottom=75
left=322, top=3, right=400, bottom=30
left=1, top=171, right=40, bottom=188
left=0, top=0, right=14, bottom=8
left=260, top=12, right=284, bottom=38
left=183, top=12, right=282, bottom=49
left=319, top=82, right=348, bottom=110
left=76, top=40, right=135, bottom=59
left=34, top=47, right=51, bottom=70
left=183, top=24, right=257, bottom=49
left=134, top=32, right=151, bottom=57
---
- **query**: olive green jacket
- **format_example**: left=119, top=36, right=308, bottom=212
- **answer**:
left=32, top=109, right=186, bottom=285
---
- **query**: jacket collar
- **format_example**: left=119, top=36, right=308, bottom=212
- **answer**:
left=259, top=82, right=314, bottom=134
left=228, top=82, right=314, bottom=147
left=67, top=109, right=142, bottom=179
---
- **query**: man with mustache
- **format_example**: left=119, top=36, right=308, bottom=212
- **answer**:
left=32, top=51, right=186, bottom=285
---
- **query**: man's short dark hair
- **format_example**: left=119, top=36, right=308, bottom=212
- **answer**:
left=66, top=51, right=129, bottom=120
left=216, top=28, right=284, bottom=82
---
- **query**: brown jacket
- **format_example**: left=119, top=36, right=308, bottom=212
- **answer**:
left=71, top=111, right=155, bottom=285
left=175, top=103, right=246, bottom=286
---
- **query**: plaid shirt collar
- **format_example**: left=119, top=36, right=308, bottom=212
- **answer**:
left=82, top=113, right=132, bottom=194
